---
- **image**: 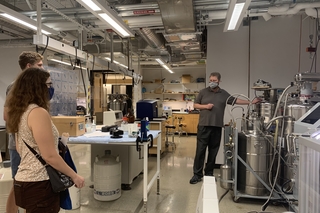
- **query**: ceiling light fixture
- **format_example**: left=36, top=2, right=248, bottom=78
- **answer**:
left=155, top=58, right=165, bottom=65
left=76, top=0, right=134, bottom=37
left=49, top=58, right=86, bottom=70
left=0, top=13, right=51, bottom=35
left=80, top=0, right=101, bottom=11
left=155, top=58, right=174, bottom=73
left=105, top=57, right=128, bottom=69
left=0, top=4, right=56, bottom=35
left=98, top=13, right=130, bottom=37
left=224, top=0, right=252, bottom=32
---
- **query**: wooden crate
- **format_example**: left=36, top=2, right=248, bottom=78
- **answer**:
left=51, top=116, right=85, bottom=137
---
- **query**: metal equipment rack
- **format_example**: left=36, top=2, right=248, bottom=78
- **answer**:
left=221, top=125, right=282, bottom=202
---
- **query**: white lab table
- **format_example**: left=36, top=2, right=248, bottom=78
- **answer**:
left=68, top=130, right=161, bottom=213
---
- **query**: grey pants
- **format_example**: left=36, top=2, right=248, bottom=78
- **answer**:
left=193, top=126, right=222, bottom=177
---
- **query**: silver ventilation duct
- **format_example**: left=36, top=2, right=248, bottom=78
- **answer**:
left=157, top=0, right=196, bottom=34
left=136, top=28, right=165, bottom=49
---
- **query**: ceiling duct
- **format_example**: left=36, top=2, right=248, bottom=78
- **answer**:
left=107, top=0, right=142, bottom=5
left=136, top=28, right=165, bottom=49
left=170, top=54, right=186, bottom=63
left=157, top=0, right=196, bottom=34
left=83, top=42, right=124, bottom=54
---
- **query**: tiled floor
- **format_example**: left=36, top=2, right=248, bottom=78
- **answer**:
left=61, top=135, right=289, bottom=213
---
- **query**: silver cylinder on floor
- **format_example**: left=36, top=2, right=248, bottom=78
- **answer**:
left=220, top=164, right=232, bottom=189
left=238, top=112, right=273, bottom=196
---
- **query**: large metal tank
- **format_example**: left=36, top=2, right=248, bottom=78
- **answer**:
left=278, top=101, right=313, bottom=191
left=253, top=102, right=276, bottom=124
left=238, top=113, right=273, bottom=196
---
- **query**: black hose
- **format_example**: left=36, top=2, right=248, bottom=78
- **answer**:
left=261, top=198, right=298, bottom=211
left=219, top=189, right=229, bottom=203
left=281, top=179, right=293, bottom=194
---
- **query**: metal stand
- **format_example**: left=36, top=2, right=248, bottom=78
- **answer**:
left=175, top=117, right=188, bottom=137
left=165, top=125, right=176, bottom=150
left=229, top=127, right=281, bottom=202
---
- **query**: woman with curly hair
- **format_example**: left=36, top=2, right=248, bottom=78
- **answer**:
left=5, top=68, right=85, bottom=213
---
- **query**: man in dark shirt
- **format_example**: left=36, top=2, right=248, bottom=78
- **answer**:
left=190, top=72, right=260, bottom=184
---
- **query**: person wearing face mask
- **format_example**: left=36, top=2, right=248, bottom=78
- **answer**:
left=5, top=68, right=85, bottom=212
left=3, top=51, right=44, bottom=213
left=190, top=72, right=260, bottom=184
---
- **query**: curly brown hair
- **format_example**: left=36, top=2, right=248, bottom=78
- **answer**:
left=6, top=68, right=51, bottom=133
left=18, top=51, right=43, bottom=70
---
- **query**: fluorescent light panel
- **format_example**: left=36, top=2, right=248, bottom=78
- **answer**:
left=81, top=0, right=101, bottom=11
left=228, top=3, right=245, bottom=30
left=0, top=13, right=51, bottom=35
left=155, top=58, right=164, bottom=65
left=49, top=59, right=86, bottom=70
left=75, top=0, right=134, bottom=38
left=105, top=57, right=128, bottom=69
left=224, top=0, right=251, bottom=32
left=98, top=13, right=130, bottom=37
left=155, top=58, right=173, bottom=73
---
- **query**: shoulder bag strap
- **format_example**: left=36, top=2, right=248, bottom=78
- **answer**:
left=22, top=139, right=47, bottom=166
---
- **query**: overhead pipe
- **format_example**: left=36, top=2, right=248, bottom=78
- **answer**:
left=268, top=2, right=320, bottom=15
left=305, top=7, right=320, bottom=18
left=115, top=2, right=159, bottom=11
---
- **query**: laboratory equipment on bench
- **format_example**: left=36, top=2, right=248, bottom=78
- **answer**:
left=103, top=110, right=123, bottom=126
left=110, top=128, right=124, bottom=139
left=135, top=118, right=154, bottom=152
left=136, top=99, right=161, bottom=120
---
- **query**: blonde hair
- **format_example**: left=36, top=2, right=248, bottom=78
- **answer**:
left=18, top=51, right=43, bottom=70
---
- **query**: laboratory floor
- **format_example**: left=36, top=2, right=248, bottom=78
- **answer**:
left=61, top=135, right=289, bottom=213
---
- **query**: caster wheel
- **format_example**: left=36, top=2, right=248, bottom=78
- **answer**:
left=232, top=196, right=240, bottom=203
left=121, top=184, right=131, bottom=190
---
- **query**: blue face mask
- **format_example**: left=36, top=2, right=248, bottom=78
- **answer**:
left=208, top=82, right=218, bottom=89
left=48, top=87, right=55, bottom=100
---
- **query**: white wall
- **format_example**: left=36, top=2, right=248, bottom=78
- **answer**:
left=207, top=15, right=319, bottom=126
left=0, top=47, right=39, bottom=126
left=207, top=15, right=319, bottom=164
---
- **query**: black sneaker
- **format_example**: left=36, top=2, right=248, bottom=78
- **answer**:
left=189, top=175, right=202, bottom=184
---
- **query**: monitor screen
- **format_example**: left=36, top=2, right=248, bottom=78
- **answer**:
left=301, top=105, right=320, bottom=124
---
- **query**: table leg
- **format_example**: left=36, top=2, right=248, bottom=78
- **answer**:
left=157, top=133, right=161, bottom=195
left=143, top=142, right=148, bottom=209
left=143, top=201, right=147, bottom=213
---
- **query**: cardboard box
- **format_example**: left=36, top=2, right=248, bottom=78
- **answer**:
left=181, top=75, right=192, bottom=83
left=51, top=116, right=85, bottom=137
left=154, top=79, right=162, bottom=83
